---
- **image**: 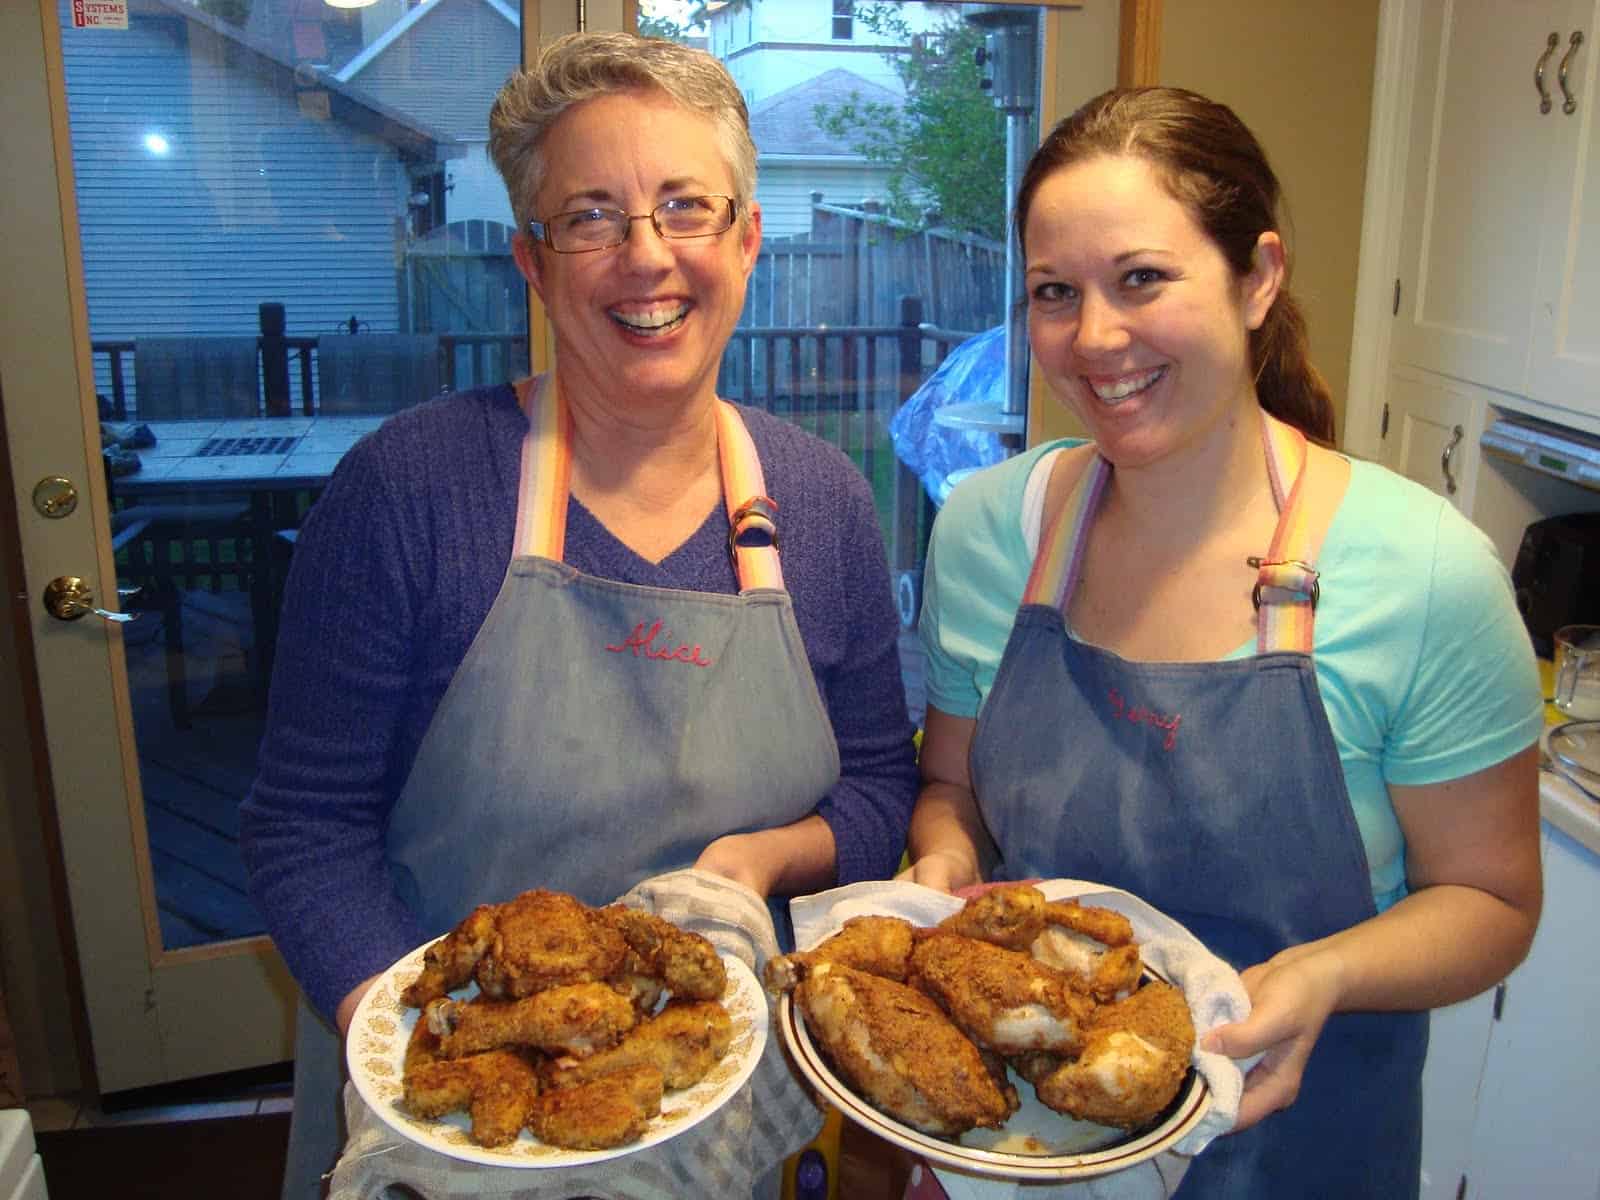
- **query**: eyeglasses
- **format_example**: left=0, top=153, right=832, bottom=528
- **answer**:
left=529, top=194, right=739, bottom=254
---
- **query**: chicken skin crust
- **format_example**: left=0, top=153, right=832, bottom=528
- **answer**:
left=1029, top=979, right=1196, bottom=1129
left=424, top=981, right=636, bottom=1059
left=796, top=961, right=1015, bottom=1137
left=764, top=914, right=916, bottom=992
left=548, top=999, right=735, bottom=1091
left=402, top=1023, right=542, bottom=1147
left=527, top=1063, right=665, bottom=1150
left=401, top=889, right=630, bottom=1006
left=909, top=931, right=1095, bottom=1057
left=592, top=905, right=727, bottom=1002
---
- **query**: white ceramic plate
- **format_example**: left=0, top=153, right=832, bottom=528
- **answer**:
left=778, top=966, right=1210, bottom=1182
left=346, top=944, right=768, bottom=1168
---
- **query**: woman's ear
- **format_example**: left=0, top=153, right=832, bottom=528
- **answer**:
left=1242, top=231, right=1286, bottom=331
left=512, top=232, right=545, bottom=301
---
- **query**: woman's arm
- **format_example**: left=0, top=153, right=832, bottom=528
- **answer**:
left=902, top=705, right=1000, bottom=892
left=1205, top=744, right=1542, bottom=1129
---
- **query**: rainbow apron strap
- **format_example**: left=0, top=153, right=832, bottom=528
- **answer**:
left=512, top=379, right=782, bottom=592
left=1021, top=451, right=1112, bottom=611
left=512, top=374, right=571, bottom=560
left=715, top=399, right=784, bottom=592
left=1251, top=417, right=1321, bottom=654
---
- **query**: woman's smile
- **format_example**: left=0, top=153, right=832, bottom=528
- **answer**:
left=609, top=299, right=691, bottom=336
left=1086, top=365, right=1167, bottom=405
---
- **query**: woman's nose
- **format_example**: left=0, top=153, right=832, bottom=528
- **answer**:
left=616, top=216, right=675, bottom=270
left=1073, top=293, right=1128, bottom=354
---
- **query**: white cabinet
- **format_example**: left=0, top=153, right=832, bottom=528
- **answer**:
left=1419, top=817, right=1600, bottom=1199
left=1380, top=364, right=1486, bottom=510
left=1388, top=1, right=1596, bottom=422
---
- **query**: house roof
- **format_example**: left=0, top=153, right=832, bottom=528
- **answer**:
left=749, top=68, right=902, bottom=158
left=336, top=0, right=518, bottom=84
left=146, top=0, right=461, bottom=160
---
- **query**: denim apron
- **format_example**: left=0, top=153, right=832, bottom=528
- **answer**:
left=386, top=373, right=839, bottom=921
left=968, top=418, right=1426, bottom=1199
left=282, top=374, right=838, bottom=1199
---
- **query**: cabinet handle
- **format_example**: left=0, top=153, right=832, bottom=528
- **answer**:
left=1537, top=31, right=1560, bottom=113
left=1559, top=30, right=1584, bottom=115
left=1441, top=424, right=1463, bottom=495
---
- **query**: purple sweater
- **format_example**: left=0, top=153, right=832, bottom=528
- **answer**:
left=239, top=383, right=919, bottom=1019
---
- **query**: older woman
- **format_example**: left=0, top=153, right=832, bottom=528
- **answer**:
left=905, top=88, right=1542, bottom=1197
left=242, top=32, right=918, bottom=1199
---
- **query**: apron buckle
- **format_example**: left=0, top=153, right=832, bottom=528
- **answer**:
left=729, top=494, right=780, bottom=558
left=1248, top=556, right=1320, bottom=610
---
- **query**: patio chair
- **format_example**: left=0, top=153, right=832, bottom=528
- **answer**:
left=132, top=336, right=261, bottom=421
left=316, top=332, right=442, bottom=414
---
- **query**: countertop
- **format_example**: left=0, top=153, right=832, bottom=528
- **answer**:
left=1535, top=656, right=1600, bottom=857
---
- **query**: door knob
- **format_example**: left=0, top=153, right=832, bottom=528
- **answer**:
left=42, top=576, right=137, bottom=623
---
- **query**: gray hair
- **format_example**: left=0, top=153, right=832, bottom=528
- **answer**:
left=489, top=31, right=758, bottom=236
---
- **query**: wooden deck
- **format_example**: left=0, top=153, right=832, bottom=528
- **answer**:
left=129, top=593, right=929, bottom=951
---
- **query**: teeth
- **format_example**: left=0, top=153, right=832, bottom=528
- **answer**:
left=1089, top=366, right=1164, bottom=403
left=611, top=303, right=687, bottom=333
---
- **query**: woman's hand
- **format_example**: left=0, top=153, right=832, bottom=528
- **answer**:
left=896, top=848, right=982, bottom=893
left=693, top=814, right=837, bottom=899
left=1201, top=945, right=1342, bottom=1131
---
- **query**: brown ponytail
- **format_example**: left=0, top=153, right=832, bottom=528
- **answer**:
left=1015, top=88, right=1336, bottom=447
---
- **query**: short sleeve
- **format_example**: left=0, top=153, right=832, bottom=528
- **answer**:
left=1381, top=501, right=1544, bottom=786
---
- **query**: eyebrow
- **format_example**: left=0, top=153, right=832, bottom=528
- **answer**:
left=553, top=177, right=712, bottom=211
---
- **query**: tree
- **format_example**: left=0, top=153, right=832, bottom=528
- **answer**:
left=814, top=4, right=1007, bottom=240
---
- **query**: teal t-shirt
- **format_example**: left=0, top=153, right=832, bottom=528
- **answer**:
left=919, top=440, right=1545, bottom=911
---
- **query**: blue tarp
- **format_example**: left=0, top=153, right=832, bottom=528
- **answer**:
left=889, top=325, right=1008, bottom=506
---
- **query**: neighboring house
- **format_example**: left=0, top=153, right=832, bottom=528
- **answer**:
left=748, top=68, right=902, bottom=236
left=702, top=0, right=960, bottom=238
left=60, top=0, right=460, bottom=371
left=332, top=0, right=520, bottom=230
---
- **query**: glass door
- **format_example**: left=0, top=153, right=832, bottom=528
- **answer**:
left=3, top=0, right=544, bottom=1095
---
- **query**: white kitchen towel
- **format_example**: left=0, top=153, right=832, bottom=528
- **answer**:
left=788, top=878, right=1252, bottom=1200
left=328, top=869, right=823, bottom=1200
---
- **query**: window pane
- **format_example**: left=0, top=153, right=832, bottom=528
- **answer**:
left=58, top=0, right=526, bottom=949
left=645, top=0, right=1043, bottom=725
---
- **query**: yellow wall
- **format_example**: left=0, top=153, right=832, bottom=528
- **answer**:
left=1030, top=1, right=1381, bottom=448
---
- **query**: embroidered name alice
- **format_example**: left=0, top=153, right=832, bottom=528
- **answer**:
left=1107, top=687, right=1181, bottom=751
left=606, top=619, right=713, bottom=667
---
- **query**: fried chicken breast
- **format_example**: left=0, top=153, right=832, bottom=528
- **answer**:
left=909, top=931, right=1096, bottom=1057
left=795, top=961, right=1016, bottom=1137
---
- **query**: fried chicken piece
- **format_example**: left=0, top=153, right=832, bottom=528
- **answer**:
left=425, top=981, right=636, bottom=1058
left=764, top=915, right=916, bottom=992
left=402, top=890, right=630, bottom=1006
left=593, top=905, right=727, bottom=1001
left=795, top=961, right=1015, bottom=1137
left=1029, top=980, right=1195, bottom=1129
left=1030, top=933, right=1144, bottom=1003
left=401, top=904, right=499, bottom=1006
left=401, top=1023, right=542, bottom=1147
left=549, top=999, right=734, bottom=1090
left=937, top=884, right=1048, bottom=950
left=909, top=931, right=1095, bottom=1057
left=527, top=1064, right=665, bottom=1150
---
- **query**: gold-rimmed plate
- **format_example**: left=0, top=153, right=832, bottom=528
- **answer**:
left=346, top=944, right=768, bottom=1168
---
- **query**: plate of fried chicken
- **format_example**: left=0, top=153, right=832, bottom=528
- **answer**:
left=767, top=883, right=1210, bottom=1181
left=346, top=888, right=768, bottom=1167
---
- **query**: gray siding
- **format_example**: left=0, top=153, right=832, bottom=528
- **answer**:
left=343, top=0, right=518, bottom=142
left=59, top=4, right=409, bottom=398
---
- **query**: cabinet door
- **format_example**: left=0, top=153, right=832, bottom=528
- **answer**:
left=1391, top=0, right=1565, bottom=393
left=1419, top=990, right=1495, bottom=1200
left=1464, top=826, right=1600, bottom=1198
left=1381, top=366, right=1485, bottom=511
left=1528, top=0, right=1600, bottom=412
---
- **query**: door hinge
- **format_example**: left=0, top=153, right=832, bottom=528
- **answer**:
left=1455, top=1173, right=1467, bottom=1200
left=1492, top=981, right=1506, bottom=1020
left=1380, top=402, right=1390, bottom=440
left=1393, top=277, right=1402, bottom=315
